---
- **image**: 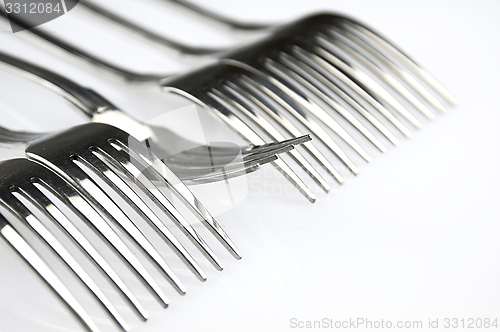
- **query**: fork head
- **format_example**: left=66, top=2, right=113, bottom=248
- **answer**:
left=160, top=12, right=456, bottom=200
left=0, top=158, right=132, bottom=332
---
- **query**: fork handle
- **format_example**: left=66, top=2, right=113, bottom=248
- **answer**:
left=0, top=52, right=117, bottom=117
left=167, top=0, right=269, bottom=31
left=0, top=51, right=118, bottom=144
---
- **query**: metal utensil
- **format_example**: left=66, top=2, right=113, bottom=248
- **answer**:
left=0, top=3, right=456, bottom=203
left=0, top=51, right=310, bottom=185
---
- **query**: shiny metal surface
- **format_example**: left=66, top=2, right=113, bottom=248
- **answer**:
left=0, top=4, right=456, bottom=202
left=0, top=121, right=300, bottom=330
left=0, top=52, right=293, bottom=185
left=0, top=210, right=100, bottom=332
left=0, top=158, right=149, bottom=331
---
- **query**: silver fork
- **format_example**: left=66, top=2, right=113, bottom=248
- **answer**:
left=0, top=121, right=306, bottom=332
left=0, top=54, right=311, bottom=331
left=168, top=0, right=457, bottom=109
left=0, top=51, right=310, bottom=186
left=0, top=3, right=456, bottom=202
left=77, top=0, right=456, bottom=112
left=0, top=52, right=314, bottom=270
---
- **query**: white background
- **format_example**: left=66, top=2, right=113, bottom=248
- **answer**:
left=0, top=0, right=499, bottom=331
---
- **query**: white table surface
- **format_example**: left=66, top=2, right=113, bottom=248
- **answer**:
left=0, top=0, right=499, bottom=331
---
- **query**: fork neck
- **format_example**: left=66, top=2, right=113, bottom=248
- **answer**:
left=0, top=52, right=117, bottom=118
left=0, top=52, right=121, bottom=145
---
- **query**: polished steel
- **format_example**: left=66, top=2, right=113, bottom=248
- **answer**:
left=0, top=121, right=305, bottom=331
left=0, top=210, right=100, bottom=332
left=0, top=3, right=457, bottom=202
left=0, top=52, right=306, bottom=185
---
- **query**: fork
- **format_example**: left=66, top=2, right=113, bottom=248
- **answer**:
left=77, top=0, right=456, bottom=112
left=166, top=0, right=457, bottom=109
left=0, top=53, right=311, bottom=331
left=0, top=51, right=310, bottom=186
left=0, top=2, right=456, bottom=203
left=0, top=52, right=314, bottom=270
left=0, top=121, right=306, bottom=332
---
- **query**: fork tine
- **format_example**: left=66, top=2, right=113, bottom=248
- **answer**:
left=291, top=47, right=413, bottom=138
left=330, top=26, right=447, bottom=113
left=164, top=139, right=301, bottom=178
left=305, top=41, right=423, bottom=129
left=211, top=86, right=331, bottom=193
left=0, top=212, right=100, bottom=332
left=99, top=120, right=248, bottom=257
left=265, top=56, right=387, bottom=153
left=263, top=57, right=375, bottom=159
left=341, top=20, right=458, bottom=106
left=180, top=136, right=309, bottom=160
left=2, top=189, right=129, bottom=332
left=27, top=179, right=149, bottom=320
left=207, top=91, right=317, bottom=202
left=171, top=150, right=284, bottom=176
left=232, top=78, right=344, bottom=183
left=239, top=73, right=359, bottom=175
left=1, top=158, right=148, bottom=320
left=318, top=31, right=436, bottom=120
left=242, top=135, right=311, bottom=155
left=172, top=138, right=297, bottom=167
left=81, top=149, right=208, bottom=280
left=121, top=137, right=313, bottom=241
left=163, top=75, right=317, bottom=202
left=29, top=160, right=170, bottom=307
left=44, top=154, right=187, bottom=294
left=179, top=154, right=278, bottom=186
left=241, top=64, right=371, bottom=165
left=278, top=51, right=400, bottom=146
left=24, top=127, right=188, bottom=293
left=90, top=145, right=224, bottom=271
left=26, top=166, right=171, bottom=307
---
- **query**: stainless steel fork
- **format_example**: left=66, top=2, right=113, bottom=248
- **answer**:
left=0, top=3, right=456, bottom=204
left=0, top=120, right=306, bottom=331
left=0, top=51, right=310, bottom=185
left=0, top=52, right=312, bottom=331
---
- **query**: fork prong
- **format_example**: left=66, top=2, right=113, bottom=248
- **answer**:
left=306, top=41, right=423, bottom=129
left=179, top=154, right=278, bottom=186
left=164, top=80, right=317, bottom=202
left=171, top=149, right=286, bottom=175
left=341, top=20, right=458, bottom=106
left=170, top=137, right=297, bottom=168
left=292, top=46, right=413, bottom=138
left=266, top=56, right=386, bottom=154
left=208, top=90, right=317, bottom=202
left=318, top=31, right=436, bottom=120
left=82, top=149, right=208, bottom=281
left=165, top=141, right=296, bottom=176
left=67, top=156, right=187, bottom=294
left=212, top=86, right=331, bottom=193
left=92, top=144, right=224, bottom=271
left=263, top=57, right=375, bottom=160
left=239, top=73, right=359, bottom=175
left=3, top=190, right=129, bottom=332
left=279, top=51, right=400, bottom=146
left=330, top=26, right=447, bottom=113
left=242, top=65, right=365, bottom=171
left=26, top=153, right=171, bottom=306
left=0, top=213, right=100, bottom=332
left=111, top=134, right=263, bottom=251
left=232, top=78, right=344, bottom=184
left=28, top=180, right=149, bottom=321
left=242, top=135, right=312, bottom=156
